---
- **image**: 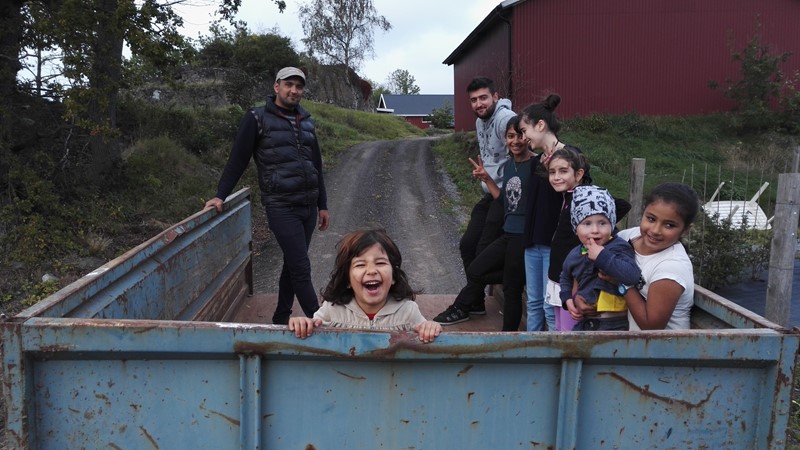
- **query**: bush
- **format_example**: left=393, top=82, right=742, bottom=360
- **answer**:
left=121, top=136, right=219, bottom=220
left=118, top=99, right=241, bottom=155
left=709, top=32, right=796, bottom=133
left=0, top=153, right=82, bottom=268
left=742, top=229, right=773, bottom=280
left=429, top=102, right=454, bottom=129
left=685, top=211, right=756, bottom=290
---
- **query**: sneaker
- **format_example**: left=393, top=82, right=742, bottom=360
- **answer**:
left=434, top=305, right=470, bottom=325
left=467, top=303, right=486, bottom=315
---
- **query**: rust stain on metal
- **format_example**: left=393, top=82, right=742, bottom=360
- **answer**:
left=234, top=330, right=645, bottom=360
left=336, top=370, right=366, bottom=381
left=139, top=426, right=160, bottom=449
left=199, top=403, right=241, bottom=426
left=133, top=326, right=160, bottom=334
left=8, top=428, right=27, bottom=449
left=467, top=392, right=475, bottom=401
left=600, top=371, right=719, bottom=408
left=305, top=445, right=317, bottom=450
left=162, top=228, right=181, bottom=245
left=457, top=365, right=474, bottom=376
left=234, top=341, right=351, bottom=358
left=207, top=409, right=240, bottom=426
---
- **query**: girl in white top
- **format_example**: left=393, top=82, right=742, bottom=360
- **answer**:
left=288, top=229, right=442, bottom=342
left=573, top=182, right=700, bottom=329
left=616, top=183, right=700, bottom=329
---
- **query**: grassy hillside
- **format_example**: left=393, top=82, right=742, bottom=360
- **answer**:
left=0, top=98, right=424, bottom=312
left=434, top=113, right=797, bottom=219
left=2, top=95, right=798, bottom=313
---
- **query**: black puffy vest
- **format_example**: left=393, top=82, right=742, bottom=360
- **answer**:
left=251, top=97, right=320, bottom=208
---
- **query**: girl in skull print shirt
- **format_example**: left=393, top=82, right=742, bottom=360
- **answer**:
left=434, top=115, right=534, bottom=331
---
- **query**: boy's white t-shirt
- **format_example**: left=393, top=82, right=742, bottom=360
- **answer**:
left=617, top=227, right=694, bottom=330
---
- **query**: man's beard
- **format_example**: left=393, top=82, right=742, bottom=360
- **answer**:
left=475, top=102, right=496, bottom=120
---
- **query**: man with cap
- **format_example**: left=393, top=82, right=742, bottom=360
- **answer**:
left=205, top=66, right=329, bottom=324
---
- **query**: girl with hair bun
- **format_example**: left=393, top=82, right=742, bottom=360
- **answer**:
left=519, top=94, right=591, bottom=331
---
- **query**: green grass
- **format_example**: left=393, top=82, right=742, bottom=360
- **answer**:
left=0, top=98, right=424, bottom=310
left=433, top=113, right=797, bottom=216
left=431, top=131, right=485, bottom=211
left=305, top=101, right=424, bottom=162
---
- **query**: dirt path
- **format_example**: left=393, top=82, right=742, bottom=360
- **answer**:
left=251, top=136, right=467, bottom=298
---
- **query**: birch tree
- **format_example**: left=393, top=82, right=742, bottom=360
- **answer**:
left=299, top=0, right=391, bottom=70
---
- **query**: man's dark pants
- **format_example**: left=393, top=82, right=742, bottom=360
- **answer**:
left=453, top=233, right=526, bottom=330
left=266, top=205, right=320, bottom=324
left=458, top=193, right=505, bottom=306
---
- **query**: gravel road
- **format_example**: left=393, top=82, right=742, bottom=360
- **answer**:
left=0, top=137, right=470, bottom=450
left=251, top=136, right=468, bottom=298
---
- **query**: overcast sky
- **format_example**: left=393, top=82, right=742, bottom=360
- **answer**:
left=175, top=0, right=502, bottom=94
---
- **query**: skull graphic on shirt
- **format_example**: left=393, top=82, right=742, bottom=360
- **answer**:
left=506, top=176, right=522, bottom=212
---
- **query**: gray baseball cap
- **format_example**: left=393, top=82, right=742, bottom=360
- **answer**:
left=275, top=67, right=306, bottom=82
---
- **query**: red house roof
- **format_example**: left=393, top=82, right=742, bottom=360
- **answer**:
left=444, top=0, right=800, bottom=131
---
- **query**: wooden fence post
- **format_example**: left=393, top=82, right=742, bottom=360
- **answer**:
left=765, top=173, right=800, bottom=327
left=627, top=158, right=646, bottom=228
left=793, top=146, right=799, bottom=173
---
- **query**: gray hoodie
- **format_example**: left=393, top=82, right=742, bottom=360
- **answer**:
left=475, top=98, right=515, bottom=192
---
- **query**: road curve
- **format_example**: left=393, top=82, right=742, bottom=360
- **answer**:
left=252, top=136, right=468, bottom=297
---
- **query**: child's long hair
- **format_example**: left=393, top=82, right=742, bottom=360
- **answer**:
left=321, top=229, right=417, bottom=305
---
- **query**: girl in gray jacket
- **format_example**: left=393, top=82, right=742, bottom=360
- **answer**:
left=288, top=229, right=442, bottom=343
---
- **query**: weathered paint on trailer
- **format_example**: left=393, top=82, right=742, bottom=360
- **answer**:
left=2, top=188, right=798, bottom=449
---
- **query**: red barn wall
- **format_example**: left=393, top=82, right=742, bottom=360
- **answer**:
left=452, top=23, right=511, bottom=132
left=451, top=0, right=800, bottom=130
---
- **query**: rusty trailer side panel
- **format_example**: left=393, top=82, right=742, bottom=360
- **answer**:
left=2, top=319, right=797, bottom=449
left=2, top=187, right=798, bottom=449
left=12, top=189, right=253, bottom=323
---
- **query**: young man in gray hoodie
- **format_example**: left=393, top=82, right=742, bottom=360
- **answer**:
left=435, top=77, right=516, bottom=325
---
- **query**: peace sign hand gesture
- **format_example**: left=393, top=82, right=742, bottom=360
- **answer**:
left=468, top=154, right=489, bottom=183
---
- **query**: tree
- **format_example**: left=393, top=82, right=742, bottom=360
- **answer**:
left=230, top=30, right=300, bottom=79
left=386, top=69, right=420, bottom=95
left=364, top=78, right=390, bottom=107
left=298, top=0, right=391, bottom=70
left=18, top=0, right=63, bottom=98
left=708, top=31, right=792, bottom=131
left=0, top=0, right=28, bottom=143
left=1, top=0, right=286, bottom=172
left=196, top=27, right=300, bottom=109
left=429, top=101, right=454, bottom=129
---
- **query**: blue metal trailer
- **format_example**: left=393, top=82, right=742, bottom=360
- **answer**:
left=2, top=189, right=798, bottom=449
